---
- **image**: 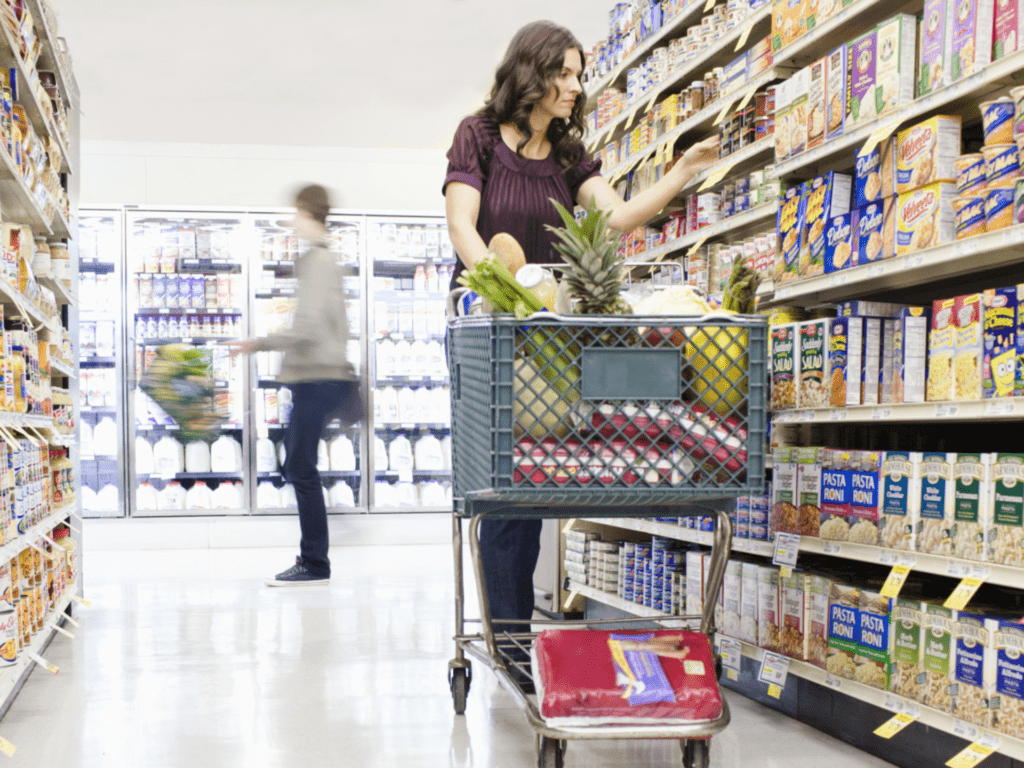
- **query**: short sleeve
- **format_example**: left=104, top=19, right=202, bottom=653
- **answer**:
left=443, top=116, right=499, bottom=196
left=565, top=151, right=603, bottom=202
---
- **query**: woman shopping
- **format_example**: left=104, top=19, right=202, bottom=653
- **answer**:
left=443, top=20, right=720, bottom=672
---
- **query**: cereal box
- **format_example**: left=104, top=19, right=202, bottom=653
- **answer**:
left=796, top=447, right=824, bottom=537
left=848, top=451, right=881, bottom=545
left=896, top=182, right=957, bottom=255
left=952, top=452, right=993, bottom=561
left=857, top=200, right=885, bottom=264
left=848, top=31, right=879, bottom=127
left=856, top=590, right=892, bottom=690
left=775, top=187, right=805, bottom=284
left=827, top=583, right=860, bottom=679
left=990, top=453, right=1024, bottom=566
left=855, top=137, right=897, bottom=207
left=781, top=571, right=812, bottom=660
left=894, top=306, right=931, bottom=403
left=824, top=210, right=858, bottom=273
left=686, top=550, right=705, bottom=616
left=993, top=0, right=1024, bottom=59
left=824, top=45, right=847, bottom=141
left=928, top=298, right=956, bottom=401
left=995, top=620, right=1024, bottom=738
left=772, top=0, right=808, bottom=52
left=862, top=317, right=882, bottom=404
left=950, top=0, right=994, bottom=82
left=798, top=319, right=829, bottom=408
left=918, top=452, right=956, bottom=555
left=953, top=612, right=999, bottom=728
left=807, top=57, right=827, bottom=151
left=771, top=323, right=798, bottom=409
left=874, top=15, right=918, bottom=120
left=896, top=116, right=962, bottom=194
left=918, top=0, right=953, bottom=96
left=758, top=564, right=781, bottom=651
left=802, top=173, right=853, bottom=277
left=821, top=449, right=852, bottom=540
left=880, top=451, right=922, bottom=550
left=809, top=574, right=834, bottom=670
left=953, top=292, right=984, bottom=401
left=891, top=598, right=924, bottom=700
left=771, top=446, right=799, bottom=535
left=922, top=603, right=955, bottom=711
left=829, top=316, right=862, bottom=406
left=983, top=286, right=1017, bottom=398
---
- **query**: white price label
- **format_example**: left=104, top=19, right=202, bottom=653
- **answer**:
left=773, top=533, right=801, bottom=568
left=823, top=541, right=841, bottom=555
left=884, top=693, right=903, bottom=712
left=26, top=651, right=58, bottom=674
left=903, top=254, right=925, bottom=270
left=829, top=409, right=848, bottom=421
left=799, top=410, right=815, bottom=422
left=775, top=411, right=794, bottom=423
left=867, top=264, right=885, bottom=278
left=720, top=637, right=743, bottom=672
left=984, top=401, right=1015, bottom=416
left=775, top=287, right=791, bottom=299
left=880, top=550, right=899, bottom=565
left=898, top=554, right=917, bottom=568
left=904, top=702, right=921, bottom=719
left=759, top=651, right=790, bottom=687
left=830, top=272, right=849, bottom=287
left=824, top=673, right=843, bottom=690
left=872, top=408, right=892, bottom=420
left=947, top=560, right=971, bottom=578
left=972, top=566, right=991, bottom=580
left=956, top=241, right=979, bottom=257
left=1002, top=226, right=1024, bottom=245
left=935, top=404, right=959, bottom=418
left=953, top=719, right=979, bottom=741
left=979, top=733, right=1000, bottom=750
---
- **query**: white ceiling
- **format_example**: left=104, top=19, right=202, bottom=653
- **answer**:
left=59, top=0, right=609, bottom=150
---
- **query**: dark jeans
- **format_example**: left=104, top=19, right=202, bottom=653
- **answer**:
left=479, top=518, right=542, bottom=653
left=283, top=380, right=356, bottom=578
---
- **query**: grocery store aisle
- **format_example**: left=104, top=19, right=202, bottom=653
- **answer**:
left=0, top=544, right=895, bottom=767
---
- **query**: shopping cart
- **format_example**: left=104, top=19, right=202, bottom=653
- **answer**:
left=445, top=304, right=768, bottom=768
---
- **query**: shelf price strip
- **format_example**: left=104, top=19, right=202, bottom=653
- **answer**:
left=26, top=651, right=58, bottom=675
left=772, top=532, right=800, bottom=578
left=719, top=637, right=742, bottom=681
left=759, top=650, right=789, bottom=698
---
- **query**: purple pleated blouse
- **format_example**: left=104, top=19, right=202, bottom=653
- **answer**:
left=443, top=115, right=602, bottom=287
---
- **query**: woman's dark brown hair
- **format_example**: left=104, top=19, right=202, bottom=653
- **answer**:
left=479, top=20, right=588, bottom=169
left=295, top=184, right=331, bottom=225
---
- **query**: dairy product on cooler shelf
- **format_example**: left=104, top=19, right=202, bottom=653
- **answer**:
left=257, top=481, right=281, bottom=509
left=256, top=437, right=277, bottom=472
left=397, top=386, right=416, bottom=423
left=94, top=417, right=119, bottom=457
left=211, top=436, right=242, bottom=473
left=329, top=435, right=356, bottom=472
left=81, top=485, right=98, bottom=512
left=97, top=484, right=120, bottom=511
left=136, top=482, right=159, bottom=511
left=153, top=436, right=184, bottom=476
left=212, top=481, right=242, bottom=510
left=329, top=481, right=355, bottom=508
left=375, top=481, right=396, bottom=507
left=185, top=440, right=212, bottom=474
left=414, top=435, right=444, bottom=471
left=80, top=421, right=94, bottom=461
left=135, top=436, right=154, bottom=475
left=389, top=436, right=414, bottom=477
left=441, top=435, right=452, bottom=470
left=158, top=482, right=187, bottom=511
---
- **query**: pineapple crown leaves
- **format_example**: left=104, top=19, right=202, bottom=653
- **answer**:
left=545, top=198, right=617, bottom=253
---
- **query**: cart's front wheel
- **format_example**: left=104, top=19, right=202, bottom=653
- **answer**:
left=537, top=736, right=565, bottom=768
left=450, top=667, right=471, bottom=715
left=681, top=738, right=710, bottom=768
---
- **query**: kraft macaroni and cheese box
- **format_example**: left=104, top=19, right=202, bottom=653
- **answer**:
left=896, top=116, right=962, bottom=194
left=896, top=182, right=957, bottom=255
left=951, top=0, right=994, bottom=81
left=918, top=0, right=952, bottom=96
left=776, top=187, right=806, bottom=284
left=825, top=45, right=848, bottom=141
left=893, top=306, right=930, bottom=403
left=855, top=137, right=897, bottom=207
left=993, top=0, right=1024, bottom=59
left=875, top=14, right=919, bottom=120
left=983, top=287, right=1017, bottom=398
left=928, top=298, right=957, bottom=402
left=824, top=211, right=858, bottom=272
left=802, top=173, right=852, bottom=277
left=954, top=292, right=984, bottom=401
left=848, top=30, right=879, bottom=127
left=1017, top=283, right=1024, bottom=397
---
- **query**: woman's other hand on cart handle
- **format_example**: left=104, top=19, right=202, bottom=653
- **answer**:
left=618, top=637, right=692, bottom=659
left=577, top=135, right=720, bottom=234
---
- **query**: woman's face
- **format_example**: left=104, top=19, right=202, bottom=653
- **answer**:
left=535, top=48, right=583, bottom=121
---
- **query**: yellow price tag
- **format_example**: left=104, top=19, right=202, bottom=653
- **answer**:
left=737, top=87, right=757, bottom=111
left=697, top=162, right=735, bottom=193
left=257, top=424, right=269, bottom=439
left=66, top=522, right=80, bottom=534
left=563, top=589, right=579, bottom=610
left=686, top=236, right=710, bottom=258
left=27, top=652, right=58, bottom=675
left=779, top=565, right=793, bottom=578
left=767, top=684, right=782, bottom=699
left=858, top=118, right=902, bottom=157
left=704, top=0, right=716, bottom=10
left=874, top=711, right=917, bottom=739
left=944, top=577, right=985, bottom=610
left=626, top=105, right=640, bottom=129
left=0, top=737, right=15, bottom=757
left=946, top=743, right=997, bottom=768
left=662, top=143, right=674, bottom=166
left=71, top=594, right=93, bottom=608
left=726, top=668, right=739, bottom=681
left=880, top=564, right=912, bottom=599
left=735, top=22, right=754, bottom=51
left=50, top=623, right=74, bottom=640
left=645, top=92, right=659, bottom=112
left=562, top=519, right=576, bottom=534
left=63, top=615, right=79, bottom=628
left=713, top=99, right=736, bottom=126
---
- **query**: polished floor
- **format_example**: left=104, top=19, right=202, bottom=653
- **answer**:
left=0, top=543, right=896, bottom=767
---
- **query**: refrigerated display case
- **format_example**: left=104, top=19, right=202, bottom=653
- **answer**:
left=251, top=213, right=366, bottom=514
left=125, top=212, right=249, bottom=517
left=77, top=211, right=126, bottom=518
left=366, top=216, right=455, bottom=512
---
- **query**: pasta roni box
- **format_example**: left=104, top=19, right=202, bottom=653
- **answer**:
left=801, top=173, right=852, bottom=278
left=856, top=589, right=892, bottom=690
left=848, top=451, right=881, bottom=545
left=893, top=306, right=930, bottom=403
left=982, top=286, right=1017, bottom=398
left=827, top=583, right=860, bottom=679
left=891, top=598, right=924, bottom=700
left=758, top=564, right=782, bottom=651
left=824, top=210, right=858, bottom=273
left=879, top=450, right=922, bottom=551
left=994, top=620, right=1024, bottom=738
left=775, top=186, right=806, bottom=284
left=808, top=573, right=834, bottom=670
left=820, top=449, right=852, bottom=541
left=927, top=297, right=956, bottom=401
left=953, top=292, right=984, bottom=401
left=771, top=446, right=799, bottom=535
left=952, top=452, right=993, bottom=562
left=796, top=447, right=824, bottom=537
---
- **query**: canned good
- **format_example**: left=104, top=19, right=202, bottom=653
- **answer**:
left=755, top=117, right=769, bottom=140
left=755, top=92, right=769, bottom=117
left=952, top=196, right=986, bottom=239
left=981, top=98, right=1016, bottom=145
left=985, top=184, right=1016, bottom=230
left=739, top=123, right=754, bottom=147
left=721, top=182, right=736, bottom=202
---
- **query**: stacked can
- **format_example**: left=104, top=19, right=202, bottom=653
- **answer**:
left=587, top=540, right=619, bottom=591
left=635, top=541, right=652, bottom=606
left=620, top=542, right=637, bottom=601
left=562, top=530, right=596, bottom=585
left=662, top=549, right=686, bottom=614
left=750, top=493, right=770, bottom=540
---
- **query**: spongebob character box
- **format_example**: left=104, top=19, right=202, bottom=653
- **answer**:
left=983, top=286, right=1017, bottom=398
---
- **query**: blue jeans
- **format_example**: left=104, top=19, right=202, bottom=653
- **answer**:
left=283, top=381, right=357, bottom=578
left=479, top=518, right=542, bottom=644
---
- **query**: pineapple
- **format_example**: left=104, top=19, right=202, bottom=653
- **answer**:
left=546, top=200, right=631, bottom=315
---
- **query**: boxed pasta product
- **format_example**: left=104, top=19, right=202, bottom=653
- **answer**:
left=802, top=173, right=853, bottom=277
left=1018, top=283, right=1024, bottom=397
left=918, top=0, right=952, bottom=97
left=758, top=564, right=781, bottom=651
left=821, top=449, right=852, bottom=541
left=827, top=583, right=860, bottom=679
left=989, top=454, right=1024, bottom=566
left=798, top=319, right=830, bottom=408
left=922, top=602, right=956, bottom=712
left=722, top=559, right=742, bottom=639
left=807, top=57, right=827, bottom=151
left=774, top=79, right=794, bottom=162
left=880, top=451, right=922, bottom=551
left=881, top=318, right=897, bottom=404
left=894, top=306, right=930, bottom=403
left=771, top=447, right=799, bottom=535
left=856, top=590, right=892, bottom=690
left=848, top=451, right=881, bottom=545
left=824, top=211, right=858, bottom=273
left=789, top=68, right=810, bottom=158
left=776, top=187, right=806, bottom=284
left=809, top=574, right=833, bottom=670
left=950, top=0, right=994, bottom=81
left=993, top=0, right=1024, bottom=59
left=891, top=598, right=924, bottom=700
left=796, top=447, right=824, bottom=536
left=954, top=292, right=984, bottom=401
left=771, top=323, right=799, bottom=410
left=896, top=117, right=963, bottom=194
left=994, top=620, right=1024, bottom=738
left=781, top=570, right=811, bottom=660
left=686, top=550, right=705, bottom=617
left=983, top=287, right=1017, bottom=398
left=772, top=0, right=808, bottom=53
left=927, top=298, right=957, bottom=401
left=741, top=562, right=760, bottom=644
left=874, top=15, right=919, bottom=120
left=862, top=317, right=883, bottom=405
left=918, top=452, right=956, bottom=555
left=856, top=200, right=886, bottom=265
left=848, top=30, right=879, bottom=127
left=953, top=612, right=999, bottom=728
left=825, top=45, right=847, bottom=141
left=953, top=453, right=993, bottom=562
left=829, top=316, right=864, bottom=406
left=896, top=182, right=957, bottom=255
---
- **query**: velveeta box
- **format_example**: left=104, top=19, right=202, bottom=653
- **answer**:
left=983, top=286, right=1017, bottom=398
left=954, top=292, right=984, bottom=401
left=918, top=0, right=952, bottom=96
left=993, top=0, right=1024, bottom=59
left=807, top=57, right=827, bottom=151
left=802, top=173, right=853, bottom=277
left=895, top=116, right=962, bottom=194
left=848, top=31, right=879, bottom=127
left=824, top=210, right=858, bottom=272
left=951, top=0, right=994, bottom=81
left=874, top=15, right=919, bottom=121
left=895, top=182, right=957, bottom=255
left=776, top=187, right=806, bottom=284
left=772, top=0, right=808, bottom=52
left=825, top=45, right=848, bottom=141
left=855, top=137, right=896, bottom=207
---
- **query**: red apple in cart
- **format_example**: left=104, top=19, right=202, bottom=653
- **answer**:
left=590, top=402, right=666, bottom=440
left=587, top=439, right=642, bottom=485
left=657, top=402, right=747, bottom=473
left=639, top=443, right=698, bottom=485
left=514, top=438, right=590, bottom=485
left=644, top=325, right=688, bottom=348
